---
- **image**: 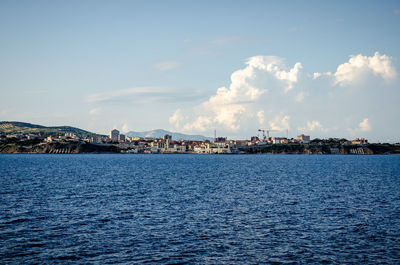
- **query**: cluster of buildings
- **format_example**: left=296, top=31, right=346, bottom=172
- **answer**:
left=100, top=129, right=368, bottom=154
left=250, top=134, right=311, bottom=145
left=1, top=127, right=370, bottom=154
left=106, top=129, right=240, bottom=154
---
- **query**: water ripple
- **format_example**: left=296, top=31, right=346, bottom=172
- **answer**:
left=0, top=154, right=400, bottom=264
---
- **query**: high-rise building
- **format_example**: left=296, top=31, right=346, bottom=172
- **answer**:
left=110, top=129, right=120, bottom=141
left=163, top=134, right=172, bottom=148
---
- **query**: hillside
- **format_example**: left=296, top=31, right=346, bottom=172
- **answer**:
left=0, top=121, right=103, bottom=138
left=0, top=138, right=120, bottom=154
left=126, top=129, right=213, bottom=141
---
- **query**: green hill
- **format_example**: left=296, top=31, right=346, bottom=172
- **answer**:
left=0, top=121, right=104, bottom=138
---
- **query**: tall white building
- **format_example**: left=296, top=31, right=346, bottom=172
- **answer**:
left=110, top=129, right=120, bottom=141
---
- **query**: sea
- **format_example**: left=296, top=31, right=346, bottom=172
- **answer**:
left=0, top=154, right=400, bottom=264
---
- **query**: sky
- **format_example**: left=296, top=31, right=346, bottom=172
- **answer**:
left=0, top=0, right=399, bottom=142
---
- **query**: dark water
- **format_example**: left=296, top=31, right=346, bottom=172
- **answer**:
left=1, top=154, right=400, bottom=264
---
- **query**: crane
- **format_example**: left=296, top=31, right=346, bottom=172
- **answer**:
left=258, top=129, right=279, bottom=140
left=258, top=129, right=266, bottom=140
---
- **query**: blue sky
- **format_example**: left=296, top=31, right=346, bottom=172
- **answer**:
left=0, top=0, right=399, bottom=142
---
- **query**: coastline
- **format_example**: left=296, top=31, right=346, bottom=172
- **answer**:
left=1, top=140, right=399, bottom=155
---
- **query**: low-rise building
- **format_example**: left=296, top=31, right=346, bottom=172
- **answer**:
left=90, top=136, right=102, bottom=144
left=297, top=134, right=310, bottom=144
left=272, top=137, right=288, bottom=144
left=352, top=138, right=368, bottom=145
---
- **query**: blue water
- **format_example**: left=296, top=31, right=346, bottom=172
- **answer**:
left=1, top=154, right=400, bottom=264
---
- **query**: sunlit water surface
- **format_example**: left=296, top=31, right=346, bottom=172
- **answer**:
left=1, top=154, right=400, bottom=264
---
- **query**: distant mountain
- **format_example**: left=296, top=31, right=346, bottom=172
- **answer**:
left=0, top=121, right=104, bottom=138
left=126, top=129, right=213, bottom=141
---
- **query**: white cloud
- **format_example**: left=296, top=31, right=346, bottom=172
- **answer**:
left=245, top=56, right=303, bottom=92
left=257, top=110, right=265, bottom=126
left=307, top=120, right=323, bottom=131
left=313, top=72, right=322, bottom=79
left=179, top=55, right=302, bottom=132
left=154, top=61, right=182, bottom=71
left=122, top=123, right=130, bottom=133
left=299, top=120, right=326, bottom=132
left=359, top=118, right=371, bottom=132
left=169, top=109, right=184, bottom=128
left=334, top=52, right=396, bottom=86
left=86, top=87, right=163, bottom=103
left=268, top=114, right=290, bottom=131
left=85, top=86, right=200, bottom=104
left=313, top=72, right=332, bottom=80
left=143, top=51, right=395, bottom=141
left=183, top=116, right=212, bottom=132
left=348, top=118, right=372, bottom=136
left=89, top=108, right=100, bottom=116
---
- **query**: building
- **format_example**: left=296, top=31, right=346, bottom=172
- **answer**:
left=110, top=129, right=119, bottom=141
left=272, top=137, right=288, bottom=144
left=251, top=136, right=259, bottom=143
left=352, top=138, right=368, bottom=145
left=215, top=137, right=226, bottom=143
left=214, top=137, right=227, bottom=148
left=297, top=134, right=310, bottom=144
left=163, top=134, right=172, bottom=148
left=90, top=136, right=102, bottom=144
left=118, top=134, right=126, bottom=142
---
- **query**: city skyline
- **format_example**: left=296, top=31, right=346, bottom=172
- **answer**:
left=1, top=1, right=399, bottom=142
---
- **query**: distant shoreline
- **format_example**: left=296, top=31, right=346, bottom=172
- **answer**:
left=1, top=141, right=399, bottom=155
left=1, top=153, right=399, bottom=155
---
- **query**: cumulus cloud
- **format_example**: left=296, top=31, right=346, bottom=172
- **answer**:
left=257, top=110, right=265, bottom=126
left=299, top=120, right=326, bottom=132
left=169, top=109, right=184, bottom=128
left=183, top=116, right=212, bottom=132
left=154, top=61, right=182, bottom=71
left=176, top=55, right=302, bottom=132
left=348, top=118, right=372, bottom=136
left=268, top=114, right=290, bottom=131
left=166, top=52, right=396, bottom=140
left=245, top=56, right=303, bottom=92
left=313, top=72, right=322, bottom=80
left=334, top=52, right=396, bottom=86
left=359, top=118, right=371, bottom=132
left=313, top=72, right=332, bottom=80
left=122, top=123, right=130, bottom=133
